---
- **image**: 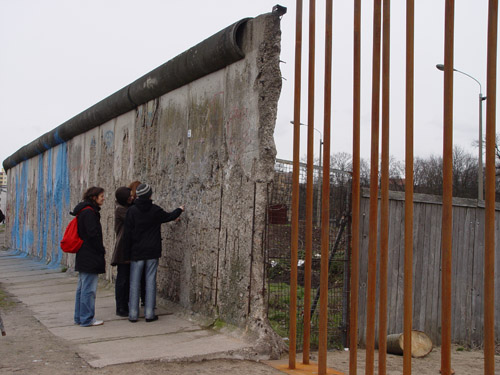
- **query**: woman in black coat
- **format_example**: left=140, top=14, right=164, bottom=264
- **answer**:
left=73, top=186, right=106, bottom=327
left=124, top=183, right=184, bottom=322
left=110, top=187, right=133, bottom=316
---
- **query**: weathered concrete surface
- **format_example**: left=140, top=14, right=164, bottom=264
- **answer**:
left=0, top=249, right=274, bottom=368
left=0, top=225, right=5, bottom=249
left=3, top=12, right=284, bottom=356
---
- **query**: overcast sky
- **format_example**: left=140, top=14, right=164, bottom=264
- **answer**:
left=0, top=0, right=495, bottom=170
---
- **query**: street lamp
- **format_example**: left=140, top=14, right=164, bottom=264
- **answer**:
left=436, top=63, right=487, bottom=201
left=289, top=121, right=323, bottom=169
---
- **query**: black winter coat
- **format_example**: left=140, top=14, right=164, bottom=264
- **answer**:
left=124, top=198, right=182, bottom=261
left=110, top=203, right=128, bottom=266
left=72, top=200, right=106, bottom=274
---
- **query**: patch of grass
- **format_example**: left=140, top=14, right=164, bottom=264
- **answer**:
left=203, top=318, right=227, bottom=331
left=0, top=288, right=15, bottom=309
left=60, top=266, right=68, bottom=273
left=212, top=318, right=226, bottom=330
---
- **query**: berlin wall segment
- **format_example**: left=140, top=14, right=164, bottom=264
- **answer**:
left=3, top=12, right=285, bottom=356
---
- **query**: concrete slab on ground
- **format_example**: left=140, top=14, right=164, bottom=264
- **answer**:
left=0, top=249, right=258, bottom=368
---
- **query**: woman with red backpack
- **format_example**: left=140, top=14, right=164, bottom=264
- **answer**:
left=72, top=187, right=106, bottom=327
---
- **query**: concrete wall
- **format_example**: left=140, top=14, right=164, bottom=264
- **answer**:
left=4, top=12, right=283, bottom=353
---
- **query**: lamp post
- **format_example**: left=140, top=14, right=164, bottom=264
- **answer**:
left=290, top=121, right=324, bottom=225
left=436, top=64, right=487, bottom=201
left=290, top=121, right=323, bottom=168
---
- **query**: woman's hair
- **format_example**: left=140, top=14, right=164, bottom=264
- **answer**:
left=115, top=187, right=131, bottom=206
left=128, top=180, right=142, bottom=199
left=82, top=187, right=105, bottom=202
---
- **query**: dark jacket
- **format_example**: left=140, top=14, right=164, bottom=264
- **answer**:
left=124, top=198, right=182, bottom=261
left=111, top=203, right=129, bottom=266
left=72, top=200, right=106, bottom=274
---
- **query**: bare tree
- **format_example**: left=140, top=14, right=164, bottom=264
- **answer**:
left=413, top=146, right=479, bottom=198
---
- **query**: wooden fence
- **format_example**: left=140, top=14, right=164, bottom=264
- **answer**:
left=357, top=189, right=500, bottom=347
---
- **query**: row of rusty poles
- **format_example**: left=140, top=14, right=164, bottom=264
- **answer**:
left=289, top=0, right=333, bottom=373
left=290, top=0, right=496, bottom=374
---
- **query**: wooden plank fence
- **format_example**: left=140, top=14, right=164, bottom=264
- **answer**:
left=357, top=188, right=500, bottom=347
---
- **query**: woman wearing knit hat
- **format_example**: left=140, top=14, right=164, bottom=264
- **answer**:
left=128, top=180, right=147, bottom=307
left=110, top=187, right=133, bottom=317
left=124, top=183, right=184, bottom=322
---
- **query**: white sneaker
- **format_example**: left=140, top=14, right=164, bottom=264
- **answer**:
left=90, top=319, right=103, bottom=326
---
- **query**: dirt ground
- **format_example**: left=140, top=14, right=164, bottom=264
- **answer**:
left=0, top=288, right=498, bottom=375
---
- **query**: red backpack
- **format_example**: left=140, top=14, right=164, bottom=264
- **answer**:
left=60, top=207, right=93, bottom=254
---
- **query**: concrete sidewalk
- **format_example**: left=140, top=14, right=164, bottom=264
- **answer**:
left=0, top=249, right=257, bottom=368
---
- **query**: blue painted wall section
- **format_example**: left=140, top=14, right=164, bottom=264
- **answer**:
left=43, top=149, right=53, bottom=260
left=37, top=154, right=45, bottom=258
left=11, top=173, right=21, bottom=249
left=11, top=161, right=34, bottom=252
left=11, top=143, right=71, bottom=265
left=53, top=143, right=71, bottom=264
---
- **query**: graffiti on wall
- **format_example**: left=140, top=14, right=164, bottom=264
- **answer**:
left=11, top=144, right=71, bottom=264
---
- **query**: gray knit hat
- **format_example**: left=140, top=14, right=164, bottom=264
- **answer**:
left=136, top=183, right=152, bottom=198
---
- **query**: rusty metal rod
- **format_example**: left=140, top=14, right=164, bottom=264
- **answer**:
left=349, top=0, right=361, bottom=373
left=318, top=0, right=333, bottom=374
left=441, top=1, right=454, bottom=374
left=484, top=1, right=497, bottom=374
left=379, top=0, right=391, bottom=374
left=365, top=0, right=382, bottom=374
left=289, top=0, right=303, bottom=369
left=303, top=0, right=316, bottom=364
left=404, top=0, right=414, bottom=374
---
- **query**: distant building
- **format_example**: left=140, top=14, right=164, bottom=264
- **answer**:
left=0, top=168, right=6, bottom=213
left=0, top=168, right=6, bottom=187
left=0, top=190, right=5, bottom=214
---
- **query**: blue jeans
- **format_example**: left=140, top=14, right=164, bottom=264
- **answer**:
left=129, top=259, right=158, bottom=320
left=74, top=272, right=99, bottom=326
